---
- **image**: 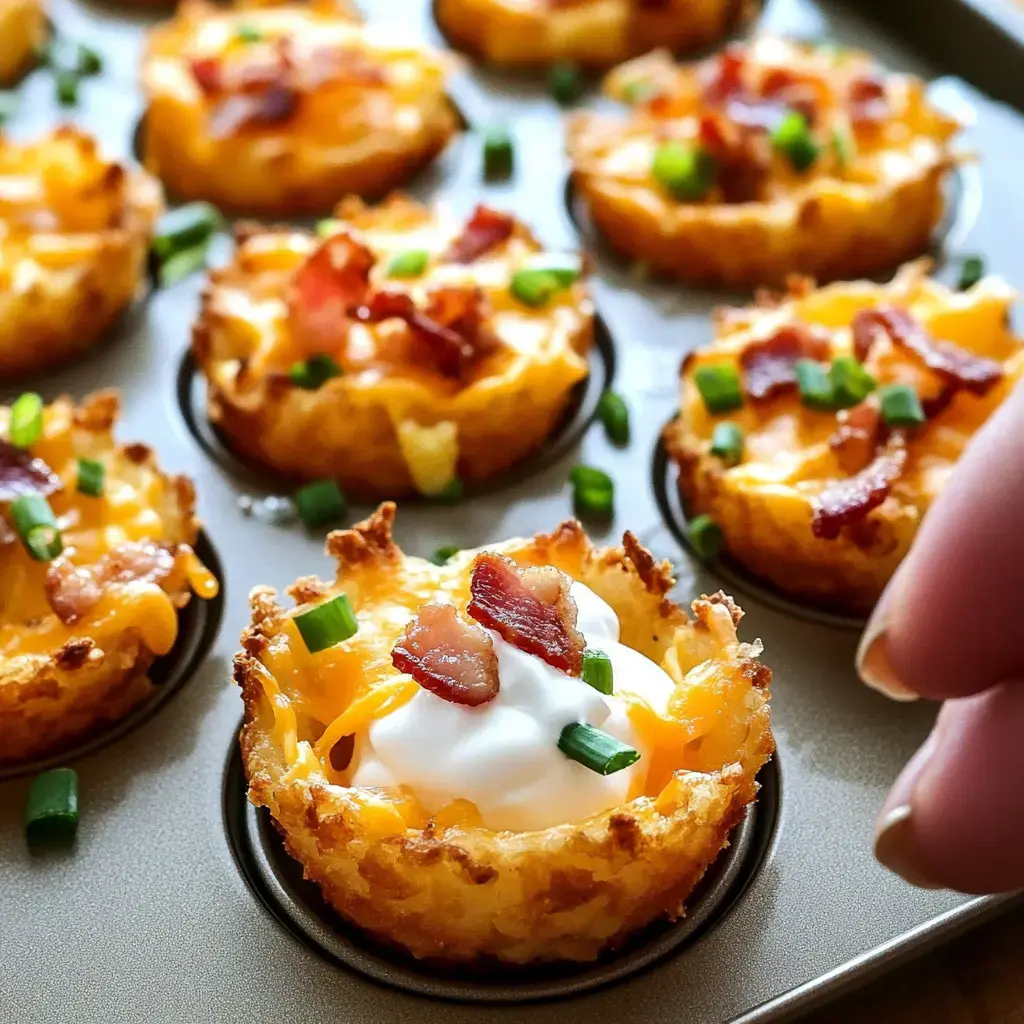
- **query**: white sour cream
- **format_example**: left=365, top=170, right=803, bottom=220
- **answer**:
left=350, top=581, right=677, bottom=832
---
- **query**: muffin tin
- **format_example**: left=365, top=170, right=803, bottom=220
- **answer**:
left=2, top=0, right=1023, bottom=1021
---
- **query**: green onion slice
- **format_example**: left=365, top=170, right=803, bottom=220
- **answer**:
left=570, top=464, right=614, bottom=519
left=10, top=392, right=43, bottom=448
left=294, top=593, right=359, bottom=653
left=153, top=202, right=222, bottom=262
left=0, top=90, right=18, bottom=125
left=621, top=79, right=657, bottom=104
left=10, top=494, right=62, bottom=561
left=386, top=250, right=430, bottom=279
left=772, top=111, right=819, bottom=172
left=832, top=123, right=856, bottom=167
left=694, top=362, right=743, bottom=414
left=483, top=126, right=514, bottom=181
left=596, top=390, right=630, bottom=446
left=25, top=768, right=79, bottom=848
left=76, top=458, right=106, bottom=498
left=295, top=479, right=346, bottom=527
left=651, top=141, right=717, bottom=201
left=958, top=255, right=984, bottom=291
left=829, top=355, right=877, bottom=408
left=316, top=218, right=343, bottom=238
left=510, top=256, right=582, bottom=308
left=290, top=354, right=341, bottom=390
left=55, top=71, right=80, bottom=108
left=879, top=384, right=926, bottom=427
left=795, top=358, right=835, bottom=410
left=432, top=478, right=464, bottom=504
left=558, top=722, right=639, bottom=775
left=158, top=245, right=209, bottom=287
left=430, top=545, right=460, bottom=566
left=689, top=513, right=723, bottom=561
left=236, top=24, right=264, bottom=43
left=580, top=649, right=613, bottom=695
left=570, top=465, right=613, bottom=492
left=549, top=60, right=584, bottom=106
left=710, top=421, right=744, bottom=465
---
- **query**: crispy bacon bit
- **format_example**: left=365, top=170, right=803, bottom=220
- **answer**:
left=45, top=541, right=178, bottom=625
left=740, top=323, right=833, bottom=401
left=467, top=553, right=585, bottom=675
left=698, top=112, right=771, bottom=204
left=208, top=84, right=300, bottom=138
left=190, top=56, right=223, bottom=94
left=0, top=441, right=60, bottom=504
left=811, top=439, right=907, bottom=540
left=443, top=206, right=516, bottom=264
left=829, top=398, right=882, bottom=474
left=700, top=45, right=747, bottom=105
left=391, top=603, right=499, bottom=707
left=289, top=231, right=376, bottom=352
left=848, top=74, right=889, bottom=126
left=853, top=307, right=1004, bottom=396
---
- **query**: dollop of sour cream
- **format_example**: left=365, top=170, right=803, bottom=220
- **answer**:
left=350, top=580, right=677, bottom=832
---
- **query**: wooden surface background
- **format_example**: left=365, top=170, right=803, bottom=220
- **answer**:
left=803, top=904, right=1024, bottom=1023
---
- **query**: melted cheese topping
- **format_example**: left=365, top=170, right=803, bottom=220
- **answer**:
left=0, top=399, right=217, bottom=661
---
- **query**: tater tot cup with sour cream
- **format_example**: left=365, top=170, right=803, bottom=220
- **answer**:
left=236, top=502, right=774, bottom=965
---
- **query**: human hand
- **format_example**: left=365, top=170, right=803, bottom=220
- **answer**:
left=858, top=380, right=1024, bottom=892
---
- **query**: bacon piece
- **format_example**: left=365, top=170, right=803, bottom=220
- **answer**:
left=190, top=56, right=223, bottom=94
left=208, top=84, right=300, bottom=138
left=701, top=45, right=746, bottom=105
left=443, top=206, right=515, bottom=264
left=848, top=74, right=889, bottom=126
left=698, top=112, right=771, bottom=203
left=853, top=307, right=1004, bottom=396
left=811, top=439, right=906, bottom=540
left=45, top=541, right=178, bottom=625
left=467, top=553, right=585, bottom=675
left=829, top=398, right=882, bottom=474
left=0, top=441, right=60, bottom=504
left=288, top=231, right=376, bottom=352
left=391, top=603, right=499, bottom=707
left=740, top=323, right=833, bottom=401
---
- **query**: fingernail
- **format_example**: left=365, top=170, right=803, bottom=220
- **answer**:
left=874, top=731, right=945, bottom=890
left=857, top=573, right=918, bottom=702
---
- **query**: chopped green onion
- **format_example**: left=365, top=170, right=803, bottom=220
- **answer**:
left=153, top=202, right=222, bottom=261
left=432, top=478, right=464, bottom=504
left=41, top=40, right=103, bottom=76
left=295, top=479, right=346, bottom=527
left=570, top=465, right=613, bottom=492
left=294, top=593, right=359, bottom=653
left=290, top=354, right=341, bottom=390
left=710, top=421, right=744, bottom=465
left=510, top=257, right=581, bottom=308
left=652, top=141, right=716, bottom=202
left=316, top=218, right=343, bottom=238
left=689, top=513, right=722, bottom=561
left=430, top=545, right=460, bottom=566
left=772, top=111, right=819, bottom=172
left=9, top=392, right=43, bottom=448
left=76, top=458, right=106, bottom=498
left=548, top=61, right=584, bottom=106
left=795, top=357, right=835, bottom=410
left=158, top=245, right=209, bottom=287
left=236, top=24, right=264, bottom=43
left=10, top=494, right=62, bottom=562
left=558, top=722, right=639, bottom=775
left=694, top=363, right=743, bottom=414
left=482, top=126, right=514, bottom=181
left=570, top=464, right=614, bottom=519
left=386, top=250, right=430, bottom=279
left=55, top=71, right=79, bottom=108
left=622, top=80, right=657, bottom=104
left=879, top=384, right=926, bottom=427
left=0, top=91, right=18, bottom=125
left=74, top=44, right=102, bottom=76
left=580, top=649, right=613, bottom=695
left=832, top=124, right=856, bottom=167
left=829, top=355, right=877, bottom=408
left=958, top=255, right=985, bottom=291
left=596, top=390, right=630, bottom=446
left=25, top=768, right=78, bottom=848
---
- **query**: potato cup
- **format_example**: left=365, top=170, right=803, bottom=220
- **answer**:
left=568, top=38, right=960, bottom=288
left=0, top=0, right=45, bottom=84
left=434, top=0, right=750, bottom=70
left=192, top=194, right=593, bottom=499
left=0, top=391, right=220, bottom=767
left=141, top=0, right=458, bottom=215
left=665, top=260, right=1024, bottom=615
left=236, top=503, right=773, bottom=964
left=0, top=128, right=163, bottom=380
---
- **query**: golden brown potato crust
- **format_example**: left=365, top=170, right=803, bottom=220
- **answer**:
left=568, top=41, right=959, bottom=288
left=0, top=392, right=211, bottom=766
left=237, top=504, right=773, bottom=963
left=665, top=261, right=1024, bottom=614
left=193, top=194, right=593, bottom=498
left=0, top=0, right=44, bottom=83
left=141, top=0, right=457, bottom=215
left=0, top=128, right=163, bottom=380
left=436, top=0, right=751, bottom=68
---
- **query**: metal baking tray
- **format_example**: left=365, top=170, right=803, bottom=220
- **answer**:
left=1, top=0, right=1022, bottom=1020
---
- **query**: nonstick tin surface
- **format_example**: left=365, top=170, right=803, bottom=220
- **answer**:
left=1, top=0, right=1022, bottom=1021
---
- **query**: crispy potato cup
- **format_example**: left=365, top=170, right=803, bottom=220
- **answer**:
left=666, top=261, right=1024, bottom=615
left=0, top=0, right=45, bottom=84
left=435, top=0, right=750, bottom=69
left=237, top=504, right=773, bottom=963
left=141, top=0, right=458, bottom=215
left=0, top=128, right=163, bottom=380
left=568, top=39, right=960, bottom=288
left=193, top=194, right=593, bottom=498
left=0, top=392, right=219, bottom=767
